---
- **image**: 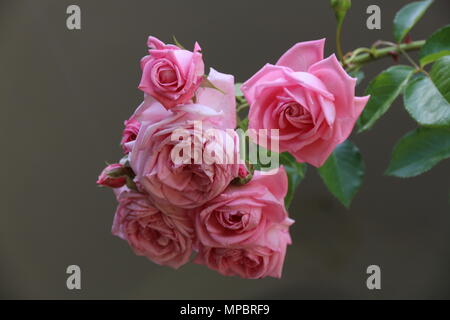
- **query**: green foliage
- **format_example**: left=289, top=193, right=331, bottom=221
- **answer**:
left=393, top=0, right=433, bottom=43
left=420, top=25, right=450, bottom=67
left=358, top=65, right=415, bottom=132
left=280, top=152, right=307, bottom=208
left=386, top=127, right=450, bottom=178
left=430, top=56, right=450, bottom=105
left=237, top=117, right=248, bottom=131
left=318, top=141, right=364, bottom=207
left=404, top=57, right=450, bottom=128
left=235, top=83, right=243, bottom=97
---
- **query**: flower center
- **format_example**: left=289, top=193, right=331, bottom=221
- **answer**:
left=281, top=102, right=314, bottom=129
left=216, top=210, right=248, bottom=231
left=158, top=68, right=177, bottom=85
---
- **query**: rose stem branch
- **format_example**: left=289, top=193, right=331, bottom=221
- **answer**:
left=336, top=20, right=344, bottom=61
left=345, top=40, right=425, bottom=71
left=236, top=102, right=249, bottom=113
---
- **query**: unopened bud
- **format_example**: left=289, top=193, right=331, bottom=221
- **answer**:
left=97, top=164, right=127, bottom=188
left=330, top=0, right=351, bottom=22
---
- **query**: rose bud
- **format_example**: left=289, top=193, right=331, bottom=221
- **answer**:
left=388, top=51, right=400, bottom=63
left=232, top=163, right=254, bottom=185
left=97, top=164, right=127, bottom=188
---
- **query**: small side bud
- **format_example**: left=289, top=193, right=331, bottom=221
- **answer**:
left=388, top=51, right=399, bottom=63
left=97, top=164, right=127, bottom=188
left=403, top=34, right=412, bottom=44
left=232, top=163, right=254, bottom=186
left=330, top=0, right=351, bottom=22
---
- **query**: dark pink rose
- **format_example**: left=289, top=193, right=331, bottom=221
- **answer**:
left=112, top=187, right=194, bottom=269
left=97, top=163, right=126, bottom=188
left=195, top=168, right=289, bottom=247
left=195, top=218, right=294, bottom=279
left=130, top=71, right=239, bottom=209
left=241, top=39, right=369, bottom=167
left=138, top=36, right=204, bottom=110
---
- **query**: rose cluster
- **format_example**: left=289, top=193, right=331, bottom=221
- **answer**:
left=97, top=36, right=368, bottom=279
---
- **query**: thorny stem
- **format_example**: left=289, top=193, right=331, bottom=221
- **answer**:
left=344, top=40, right=425, bottom=72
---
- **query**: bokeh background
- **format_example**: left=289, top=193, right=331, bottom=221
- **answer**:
left=1, top=0, right=449, bottom=299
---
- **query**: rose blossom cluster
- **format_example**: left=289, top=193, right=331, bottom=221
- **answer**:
left=97, top=36, right=368, bottom=279
left=97, top=36, right=294, bottom=279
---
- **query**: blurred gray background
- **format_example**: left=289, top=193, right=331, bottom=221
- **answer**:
left=1, top=0, right=449, bottom=299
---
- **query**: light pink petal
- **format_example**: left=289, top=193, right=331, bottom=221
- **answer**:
left=241, top=64, right=292, bottom=105
left=308, top=54, right=356, bottom=118
left=251, top=167, right=288, bottom=200
left=147, top=36, right=166, bottom=49
left=194, top=42, right=202, bottom=52
left=169, top=50, right=194, bottom=78
left=147, top=36, right=178, bottom=50
left=317, top=95, right=336, bottom=126
left=331, top=96, right=370, bottom=143
left=276, top=39, right=325, bottom=72
left=132, top=95, right=171, bottom=124
left=171, top=103, right=223, bottom=119
left=195, top=68, right=236, bottom=129
left=292, top=136, right=338, bottom=168
left=354, top=95, right=370, bottom=118
left=285, top=72, right=334, bottom=100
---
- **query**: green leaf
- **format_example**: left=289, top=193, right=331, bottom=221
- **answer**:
left=393, top=0, right=433, bottom=43
left=386, top=127, right=450, bottom=177
left=420, top=25, right=450, bottom=67
left=348, top=70, right=365, bottom=86
left=358, top=65, right=415, bottom=132
left=235, top=83, right=243, bottom=97
left=237, top=117, right=248, bottom=131
left=280, top=152, right=307, bottom=208
left=318, top=140, right=364, bottom=207
left=430, top=56, right=450, bottom=103
left=404, top=57, right=450, bottom=127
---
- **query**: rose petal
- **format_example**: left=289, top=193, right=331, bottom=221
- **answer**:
left=276, top=39, right=325, bottom=72
left=195, top=68, right=237, bottom=129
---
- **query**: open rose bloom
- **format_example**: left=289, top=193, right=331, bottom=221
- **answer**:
left=97, top=36, right=368, bottom=279
left=242, top=39, right=369, bottom=167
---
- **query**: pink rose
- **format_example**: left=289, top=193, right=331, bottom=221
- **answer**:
left=112, top=187, right=194, bottom=269
left=96, top=163, right=126, bottom=188
left=120, top=117, right=140, bottom=153
left=195, top=218, right=294, bottom=279
left=130, top=69, right=239, bottom=209
left=195, top=168, right=289, bottom=247
left=138, top=36, right=204, bottom=110
left=131, top=111, right=240, bottom=209
left=241, top=39, right=369, bottom=167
